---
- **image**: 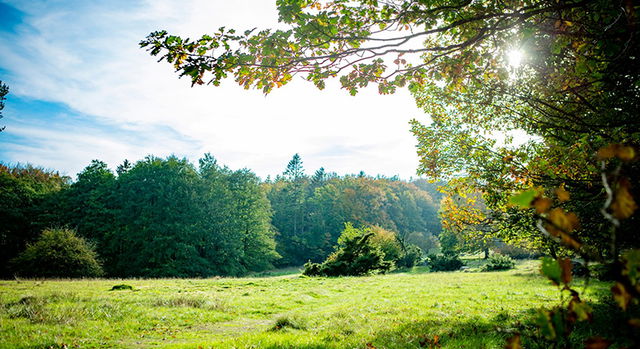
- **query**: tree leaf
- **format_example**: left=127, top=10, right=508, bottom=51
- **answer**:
left=559, top=258, right=572, bottom=285
left=622, top=249, right=640, bottom=285
left=569, top=298, right=592, bottom=322
left=616, top=145, right=636, bottom=161
left=535, top=309, right=556, bottom=340
left=533, top=197, right=552, bottom=214
left=541, top=257, right=561, bottom=285
left=584, top=337, right=612, bottom=349
left=510, top=189, right=538, bottom=208
left=547, top=208, right=579, bottom=235
left=555, top=185, right=570, bottom=202
left=596, top=144, right=617, bottom=160
left=611, top=180, right=637, bottom=220
left=611, top=282, right=633, bottom=311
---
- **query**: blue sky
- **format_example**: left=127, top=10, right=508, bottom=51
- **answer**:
left=0, top=0, right=426, bottom=180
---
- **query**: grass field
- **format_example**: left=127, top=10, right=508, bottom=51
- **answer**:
left=0, top=260, right=619, bottom=348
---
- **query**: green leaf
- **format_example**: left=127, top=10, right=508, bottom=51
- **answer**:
left=571, top=300, right=592, bottom=322
left=535, top=309, right=556, bottom=340
left=541, top=257, right=562, bottom=285
left=509, top=189, right=537, bottom=208
left=622, top=249, right=640, bottom=285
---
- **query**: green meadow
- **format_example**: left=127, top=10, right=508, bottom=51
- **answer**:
left=0, top=261, right=616, bottom=349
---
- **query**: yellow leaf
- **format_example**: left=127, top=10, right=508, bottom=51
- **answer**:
left=569, top=297, right=592, bottom=322
left=555, top=185, right=570, bottom=202
left=611, top=180, right=637, bottom=219
left=597, top=144, right=617, bottom=160
left=597, top=144, right=636, bottom=161
left=560, top=232, right=582, bottom=250
left=547, top=208, right=579, bottom=235
left=616, top=145, right=636, bottom=161
left=533, top=197, right=553, bottom=214
left=612, top=282, right=632, bottom=311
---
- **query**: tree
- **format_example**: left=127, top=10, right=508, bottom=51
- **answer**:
left=0, top=164, right=70, bottom=277
left=108, top=156, right=210, bottom=277
left=60, top=160, right=117, bottom=248
left=268, top=154, right=312, bottom=265
left=283, top=153, right=305, bottom=180
left=226, top=168, right=280, bottom=272
left=11, top=228, right=103, bottom=278
left=439, top=193, right=496, bottom=258
left=0, top=81, right=7, bottom=132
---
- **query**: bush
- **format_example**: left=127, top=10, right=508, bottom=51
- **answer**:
left=110, top=284, right=133, bottom=291
left=302, top=224, right=393, bottom=276
left=369, top=226, right=403, bottom=263
left=11, top=228, right=103, bottom=278
left=302, top=261, right=323, bottom=276
left=396, top=244, right=423, bottom=268
left=427, top=253, right=464, bottom=272
left=481, top=254, right=515, bottom=271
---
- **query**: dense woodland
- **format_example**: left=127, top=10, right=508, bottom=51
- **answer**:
left=0, top=153, right=442, bottom=278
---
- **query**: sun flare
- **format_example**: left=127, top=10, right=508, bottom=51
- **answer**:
left=507, top=49, right=524, bottom=68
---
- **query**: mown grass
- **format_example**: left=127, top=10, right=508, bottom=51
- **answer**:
left=0, top=260, right=620, bottom=348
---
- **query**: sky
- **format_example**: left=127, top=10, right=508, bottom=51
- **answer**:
left=0, top=0, right=429, bottom=180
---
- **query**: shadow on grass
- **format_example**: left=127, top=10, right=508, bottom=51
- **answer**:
left=254, top=299, right=637, bottom=349
left=365, top=301, right=637, bottom=349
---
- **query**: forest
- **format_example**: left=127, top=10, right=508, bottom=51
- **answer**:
left=0, top=153, right=442, bottom=278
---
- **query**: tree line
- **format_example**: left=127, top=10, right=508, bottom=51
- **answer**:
left=0, top=153, right=442, bottom=278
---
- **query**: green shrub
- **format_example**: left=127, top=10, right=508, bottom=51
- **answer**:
left=396, top=244, right=423, bottom=268
left=11, top=228, right=103, bottom=278
left=302, top=224, right=393, bottom=276
left=481, top=254, right=515, bottom=271
left=427, top=253, right=464, bottom=272
left=302, top=261, right=323, bottom=276
left=110, top=284, right=133, bottom=291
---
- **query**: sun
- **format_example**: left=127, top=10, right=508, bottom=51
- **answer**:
left=507, top=49, right=524, bottom=68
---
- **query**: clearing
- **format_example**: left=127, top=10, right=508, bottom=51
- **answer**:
left=0, top=261, right=614, bottom=348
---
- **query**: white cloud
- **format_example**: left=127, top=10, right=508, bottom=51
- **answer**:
left=0, top=0, right=426, bottom=178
